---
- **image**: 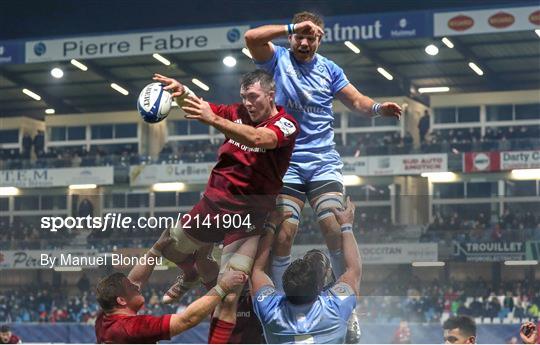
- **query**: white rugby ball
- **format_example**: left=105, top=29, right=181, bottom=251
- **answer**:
left=137, top=82, right=172, bottom=123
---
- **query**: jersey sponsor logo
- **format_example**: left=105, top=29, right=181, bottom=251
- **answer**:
left=227, top=138, right=267, bottom=153
left=286, top=99, right=327, bottom=115
left=257, top=286, right=275, bottom=302
left=274, top=118, right=296, bottom=137
left=331, top=282, right=353, bottom=297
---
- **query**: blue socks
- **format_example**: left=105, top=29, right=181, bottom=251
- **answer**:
left=329, top=248, right=345, bottom=278
left=271, top=255, right=291, bottom=292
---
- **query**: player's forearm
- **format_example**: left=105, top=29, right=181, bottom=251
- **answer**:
left=211, top=116, right=276, bottom=149
left=341, top=230, right=362, bottom=282
left=338, top=85, right=378, bottom=118
left=170, top=290, right=223, bottom=336
left=253, top=227, right=274, bottom=272
left=245, top=25, right=288, bottom=46
left=250, top=229, right=275, bottom=296
left=350, top=95, right=377, bottom=117
left=127, top=250, right=159, bottom=288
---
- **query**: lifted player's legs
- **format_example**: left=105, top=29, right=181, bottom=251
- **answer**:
left=209, top=235, right=260, bottom=344
left=272, top=194, right=304, bottom=292
left=310, top=191, right=345, bottom=277
left=161, top=226, right=208, bottom=303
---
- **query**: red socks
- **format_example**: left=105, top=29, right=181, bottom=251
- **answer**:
left=208, top=318, right=235, bottom=344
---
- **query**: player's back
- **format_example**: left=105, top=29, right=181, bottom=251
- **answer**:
left=95, top=311, right=171, bottom=344
left=254, top=284, right=356, bottom=344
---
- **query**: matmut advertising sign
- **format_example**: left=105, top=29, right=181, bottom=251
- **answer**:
left=434, top=5, right=540, bottom=36
left=25, top=25, right=248, bottom=63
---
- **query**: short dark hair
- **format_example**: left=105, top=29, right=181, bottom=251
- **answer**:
left=96, top=272, right=128, bottom=311
left=240, top=70, right=275, bottom=93
left=292, top=11, right=324, bottom=29
left=443, top=315, right=476, bottom=337
left=303, top=249, right=332, bottom=289
left=0, top=325, right=10, bottom=333
left=283, top=258, right=320, bottom=305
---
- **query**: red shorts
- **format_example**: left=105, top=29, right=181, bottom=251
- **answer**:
left=183, top=196, right=265, bottom=246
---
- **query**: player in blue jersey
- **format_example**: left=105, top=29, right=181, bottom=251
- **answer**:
left=245, top=11, right=401, bottom=336
left=245, top=12, right=401, bottom=282
left=250, top=196, right=361, bottom=344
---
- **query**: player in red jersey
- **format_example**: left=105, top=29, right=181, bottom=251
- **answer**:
left=0, top=326, right=21, bottom=344
left=94, top=229, right=247, bottom=344
left=153, top=70, right=298, bottom=343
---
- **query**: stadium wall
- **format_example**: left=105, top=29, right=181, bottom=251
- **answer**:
left=430, top=90, right=540, bottom=107
left=7, top=322, right=524, bottom=343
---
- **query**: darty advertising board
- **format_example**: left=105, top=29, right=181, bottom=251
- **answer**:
left=463, top=150, right=540, bottom=172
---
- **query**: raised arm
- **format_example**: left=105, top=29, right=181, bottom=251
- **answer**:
left=127, top=229, right=172, bottom=289
left=250, top=210, right=293, bottom=296
left=169, top=270, right=247, bottom=337
left=330, top=197, right=362, bottom=296
left=336, top=84, right=402, bottom=120
left=244, top=21, right=324, bottom=62
left=182, top=96, right=279, bottom=149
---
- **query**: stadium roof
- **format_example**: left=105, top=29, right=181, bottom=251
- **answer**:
left=0, top=0, right=539, bottom=119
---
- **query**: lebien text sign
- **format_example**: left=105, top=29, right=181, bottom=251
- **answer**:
left=25, top=25, right=248, bottom=63
left=130, top=163, right=215, bottom=186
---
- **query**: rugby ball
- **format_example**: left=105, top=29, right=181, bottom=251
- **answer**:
left=137, top=82, right=172, bottom=123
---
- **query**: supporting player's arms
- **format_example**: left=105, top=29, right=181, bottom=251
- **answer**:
left=127, top=229, right=172, bottom=289
left=331, top=197, right=362, bottom=296
left=520, top=321, right=538, bottom=344
left=169, top=270, right=247, bottom=337
left=182, top=96, right=279, bottom=149
left=336, top=84, right=402, bottom=120
left=250, top=209, right=293, bottom=296
left=244, top=21, right=324, bottom=62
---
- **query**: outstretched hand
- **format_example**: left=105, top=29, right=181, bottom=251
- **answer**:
left=152, top=73, right=185, bottom=98
left=181, top=96, right=216, bottom=125
left=380, top=102, right=402, bottom=120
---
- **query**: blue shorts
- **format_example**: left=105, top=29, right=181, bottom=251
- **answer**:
left=283, top=149, right=343, bottom=185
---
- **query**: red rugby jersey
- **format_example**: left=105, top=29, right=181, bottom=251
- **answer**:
left=204, top=103, right=298, bottom=214
left=95, top=311, right=171, bottom=344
